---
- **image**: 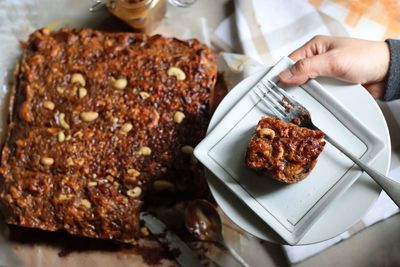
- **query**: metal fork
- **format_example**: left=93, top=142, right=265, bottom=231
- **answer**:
left=255, top=78, right=400, bottom=208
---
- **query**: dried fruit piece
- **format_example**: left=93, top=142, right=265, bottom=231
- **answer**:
left=46, top=127, right=59, bottom=135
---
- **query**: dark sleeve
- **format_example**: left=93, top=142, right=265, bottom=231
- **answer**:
left=382, top=39, right=400, bottom=101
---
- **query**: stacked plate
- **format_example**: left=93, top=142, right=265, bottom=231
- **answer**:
left=194, top=57, right=390, bottom=245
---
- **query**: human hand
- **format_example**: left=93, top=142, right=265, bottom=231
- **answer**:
left=278, top=36, right=390, bottom=99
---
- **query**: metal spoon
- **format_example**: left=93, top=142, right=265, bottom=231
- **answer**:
left=184, top=199, right=250, bottom=267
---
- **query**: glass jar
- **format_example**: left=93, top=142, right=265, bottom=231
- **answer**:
left=107, top=0, right=166, bottom=33
left=106, top=0, right=197, bottom=34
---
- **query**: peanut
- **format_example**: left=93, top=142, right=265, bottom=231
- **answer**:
left=57, top=131, right=65, bottom=142
left=127, top=186, right=142, bottom=198
left=121, top=123, right=133, bottom=133
left=41, top=157, right=54, bottom=166
left=259, top=127, right=275, bottom=139
left=173, top=111, right=185, bottom=124
left=66, top=157, right=74, bottom=166
left=58, top=113, right=70, bottom=129
left=127, top=168, right=140, bottom=177
left=71, top=73, right=86, bottom=86
left=87, top=181, right=98, bottom=187
left=57, top=86, right=65, bottom=94
left=80, top=199, right=92, bottom=209
left=80, top=111, right=99, bottom=122
left=78, top=87, right=87, bottom=98
left=43, top=100, right=55, bottom=110
left=139, top=91, right=150, bottom=100
left=58, top=194, right=72, bottom=201
left=139, top=146, right=152, bottom=156
left=113, top=78, right=128, bottom=90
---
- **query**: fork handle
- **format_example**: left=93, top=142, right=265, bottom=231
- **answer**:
left=325, top=135, right=400, bottom=208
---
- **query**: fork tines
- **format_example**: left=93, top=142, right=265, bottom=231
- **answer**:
left=265, top=78, right=302, bottom=107
left=255, top=78, right=288, bottom=119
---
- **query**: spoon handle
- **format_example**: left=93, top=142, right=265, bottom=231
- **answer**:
left=218, top=241, right=250, bottom=267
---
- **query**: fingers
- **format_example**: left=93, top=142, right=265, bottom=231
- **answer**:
left=281, top=36, right=334, bottom=85
left=279, top=54, right=333, bottom=85
left=363, top=82, right=385, bottom=99
left=288, top=35, right=331, bottom=62
left=288, top=45, right=309, bottom=62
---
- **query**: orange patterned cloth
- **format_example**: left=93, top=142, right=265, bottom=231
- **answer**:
left=213, top=0, right=400, bottom=65
left=310, top=0, right=400, bottom=39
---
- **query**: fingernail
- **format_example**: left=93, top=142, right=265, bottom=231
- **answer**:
left=279, top=70, right=293, bottom=81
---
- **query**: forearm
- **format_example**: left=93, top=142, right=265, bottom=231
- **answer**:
left=382, top=39, right=400, bottom=101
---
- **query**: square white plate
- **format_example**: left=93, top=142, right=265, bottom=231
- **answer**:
left=194, top=57, right=385, bottom=245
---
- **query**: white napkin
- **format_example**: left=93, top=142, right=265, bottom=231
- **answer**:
left=213, top=0, right=400, bottom=264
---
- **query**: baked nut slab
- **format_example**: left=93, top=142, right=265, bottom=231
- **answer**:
left=245, top=116, right=325, bottom=184
left=0, top=28, right=217, bottom=242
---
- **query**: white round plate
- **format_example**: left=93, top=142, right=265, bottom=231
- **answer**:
left=206, top=68, right=391, bottom=245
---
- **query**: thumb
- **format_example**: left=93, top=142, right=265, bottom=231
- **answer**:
left=279, top=55, right=332, bottom=85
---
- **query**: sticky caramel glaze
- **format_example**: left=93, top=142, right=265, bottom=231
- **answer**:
left=246, top=116, right=325, bottom=183
left=0, top=27, right=217, bottom=242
